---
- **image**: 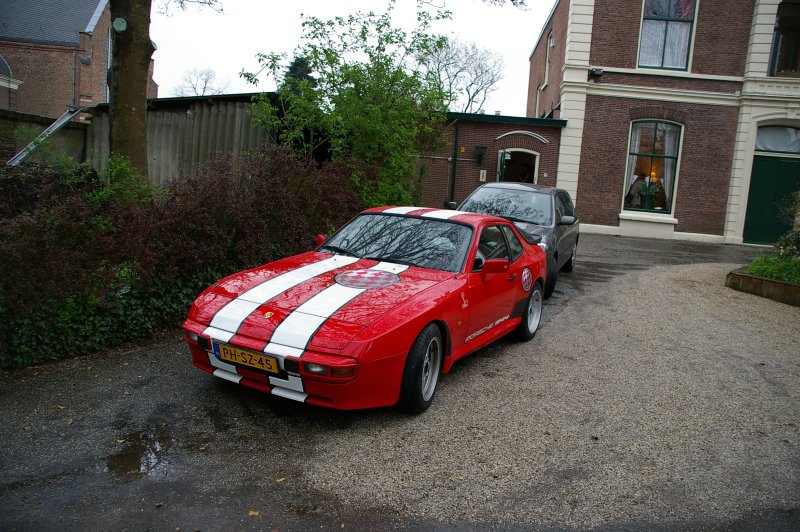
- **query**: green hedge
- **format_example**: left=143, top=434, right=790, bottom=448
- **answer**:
left=746, top=255, right=800, bottom=284
left=0, top=147, right=363, bottom=368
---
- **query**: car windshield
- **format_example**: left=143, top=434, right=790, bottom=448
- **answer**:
left=460, top=187, right=552, bottom=226
left=320, top=214, right=473, bottom=272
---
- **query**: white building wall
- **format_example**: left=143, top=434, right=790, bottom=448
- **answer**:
left=725, top=0, right=800, bottom=243
left=555, top=0, right=595, bottom=204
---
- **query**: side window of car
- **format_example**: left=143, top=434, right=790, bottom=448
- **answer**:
left=474, top=225, right=509, bottom=270
left=559, top=192, right=575, bottom=217
left=554, top=194, right=566, bottom=219
left=500, top=225, right=524, bottom=262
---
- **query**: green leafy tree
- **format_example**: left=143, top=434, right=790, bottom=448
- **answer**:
left=243, top=1, right=450, bottom=206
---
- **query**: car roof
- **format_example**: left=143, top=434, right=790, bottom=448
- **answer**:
left=476, top=182, right=561, bottom=196
left=362, top=206, right=510, bottom=227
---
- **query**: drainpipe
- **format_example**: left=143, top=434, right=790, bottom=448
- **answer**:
left=449, top=121, right=459, bottom=203
left=72, top=52, right=78, bottom=108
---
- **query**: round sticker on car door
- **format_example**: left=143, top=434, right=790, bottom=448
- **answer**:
left=521, top=267, right=533, bottom=292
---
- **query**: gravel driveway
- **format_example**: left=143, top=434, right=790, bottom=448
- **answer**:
left=1, top=234, right=797, bottom=530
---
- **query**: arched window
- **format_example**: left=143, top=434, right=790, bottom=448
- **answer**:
left=756, top=126, right=800, bottom=153
left=623, top=121, right=682, bottom=213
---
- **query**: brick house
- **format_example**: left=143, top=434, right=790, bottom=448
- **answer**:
left=0, top=0, right=158, bottom=120
left=528, top=0, right=800, bottom=244
left=419, top=112, right=567, bottom=208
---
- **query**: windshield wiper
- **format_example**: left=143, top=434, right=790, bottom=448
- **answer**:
left=504, top=215, right=537, bottom=225
left=320, top=244, right=357, bottom=257
left=363, top=255, right=416, bottom=267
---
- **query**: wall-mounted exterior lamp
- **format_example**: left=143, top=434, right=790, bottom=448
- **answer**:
left=112, top=17, right=127, bottom=33
left=474, top=144, right=487, bottom=165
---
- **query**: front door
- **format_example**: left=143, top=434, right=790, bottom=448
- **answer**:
left=743, top=155, right=800, bottom=244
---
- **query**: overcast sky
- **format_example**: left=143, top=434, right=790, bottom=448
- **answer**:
left=149, top=0, right=556, bottom=117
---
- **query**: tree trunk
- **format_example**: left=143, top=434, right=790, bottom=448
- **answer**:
left=109, top=0, right=154, bottom=174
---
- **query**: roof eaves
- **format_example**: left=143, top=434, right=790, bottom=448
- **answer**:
left=446, top=111, right=567, bottom=128
left=529, top=0, right=562, bottom=61
left=85, top=0, right=109, bottom=33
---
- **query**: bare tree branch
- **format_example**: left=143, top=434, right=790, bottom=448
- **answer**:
left=174, top=68, right=228, bottom=96
left=157, top=0, right=222, bottom=15
left=421, top=38, right=503, bottom=113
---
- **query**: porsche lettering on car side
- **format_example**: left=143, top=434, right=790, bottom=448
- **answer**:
left=183, top=207, right=547, bottom=413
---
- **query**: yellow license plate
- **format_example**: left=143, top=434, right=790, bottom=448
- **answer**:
left=217, top=343, right=279, bottom=374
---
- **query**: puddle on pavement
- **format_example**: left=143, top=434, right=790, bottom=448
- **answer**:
left=105, top=426, right=176, bottom=481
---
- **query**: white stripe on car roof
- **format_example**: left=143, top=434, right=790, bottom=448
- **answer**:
left=382, top=206, right=420, bottom=214
left=420, top=209, right=469, bottom=220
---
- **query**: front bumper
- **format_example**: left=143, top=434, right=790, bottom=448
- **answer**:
left=183, top=320, right=406, bottom=410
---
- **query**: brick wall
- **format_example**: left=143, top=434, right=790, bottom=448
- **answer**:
left=589, top=0, right=754, bottom=77
left=589, top=0, right=642, bottom=69
left=576, top=94, right=739, bottom=235
left=526, top=0, right=568, bottom=118
left=0, top=4, right=157, bottom=120
left=691, top=0, right=754, bottom=76
left=0, top=42, right=78, bottom=118
left=420, top=119, right=563, bottom=208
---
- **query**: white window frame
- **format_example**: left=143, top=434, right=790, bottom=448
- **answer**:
left=620, top=119, right=684, bottom=216
left=636, top=0, right=700, bottom=72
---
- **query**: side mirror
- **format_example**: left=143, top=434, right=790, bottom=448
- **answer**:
left=482, top=258, right=509, bottom=274
left=472, top=255, right=485, bottom=272
left=559, top=215, right=576, bottom=226
left=444, top=201, right=458, bottom=210
left=315, top=234, right=327, bottom=247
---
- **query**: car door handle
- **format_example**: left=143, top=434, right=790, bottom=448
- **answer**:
left=507, top=274, right=517, bottom=281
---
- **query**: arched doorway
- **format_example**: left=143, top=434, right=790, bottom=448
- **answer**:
left=497, top=148, right=539, bottom=183
left=743, top=126, right=800, bottom=244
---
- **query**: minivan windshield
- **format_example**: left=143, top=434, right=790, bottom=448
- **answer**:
left=460, top=188, right=553, bottom=226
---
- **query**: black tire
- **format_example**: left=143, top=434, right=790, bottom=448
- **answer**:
left=515, top=281, right=543, bottom=341
left=544, top=255, right=557, bottom=298
left=398, top=324, right=443, bottom=414
left=561, top=242, right=577, bottom=272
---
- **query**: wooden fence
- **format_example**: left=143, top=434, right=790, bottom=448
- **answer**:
left=86, top=97, right=269, bottom=186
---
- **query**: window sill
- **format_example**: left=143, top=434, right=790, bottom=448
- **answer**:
left=619, top=211, right=678, bottom=225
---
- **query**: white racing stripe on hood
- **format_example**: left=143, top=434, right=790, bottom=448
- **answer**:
left=265, top=262, right=409, bottom=357
left=204, top=255, right=359, bottom=343
left=420, top=209, right=468, bottom=220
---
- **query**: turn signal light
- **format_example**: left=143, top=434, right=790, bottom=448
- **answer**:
left=330, top=366, right=355, bottom=378
left=186, top=331, right=210, bottom=350
left=301, top=361, right=357, bottom=381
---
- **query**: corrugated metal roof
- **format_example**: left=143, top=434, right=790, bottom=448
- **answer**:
left=0, top=0, right=106, bottom=47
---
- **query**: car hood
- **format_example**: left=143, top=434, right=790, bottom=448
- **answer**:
left=190, top=252, right=453, bottom=351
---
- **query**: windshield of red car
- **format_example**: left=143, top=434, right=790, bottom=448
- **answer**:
left=321, top=214, right=473, bottom=272
left=460, top=188, right=553, bottom=226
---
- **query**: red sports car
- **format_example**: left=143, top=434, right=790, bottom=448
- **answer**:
left=183, top=207, right=547, bottom=413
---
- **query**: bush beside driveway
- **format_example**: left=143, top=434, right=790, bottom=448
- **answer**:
left=0, top=234, right=797, bottom=530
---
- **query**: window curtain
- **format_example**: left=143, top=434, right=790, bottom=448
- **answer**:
left=626, top=124, right=644, bottom=191
left=663, top=22, right=691, bottom=68
left=756, top=126, right=800, bottom=153
left=661, top=124, right=679, bottom=202
left=640, top=20, right=666, bottom=66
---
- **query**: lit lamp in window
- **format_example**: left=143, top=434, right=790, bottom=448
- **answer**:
left=649, top=171, right=666, bottom=210
left=474, top=144, right=487, bottom=165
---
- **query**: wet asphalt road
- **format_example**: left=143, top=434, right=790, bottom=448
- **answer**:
left=1, top=234, right=798, bottom=531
